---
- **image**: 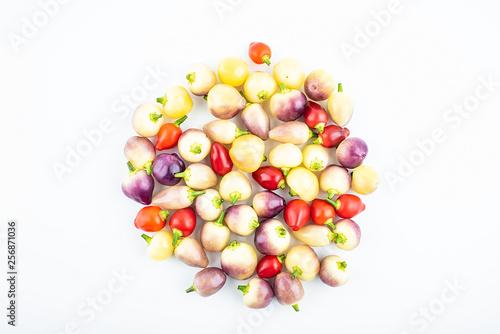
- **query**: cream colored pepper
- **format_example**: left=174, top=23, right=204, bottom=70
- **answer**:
left=141, top=231, right=174, bottom=261
left=219, top=171, right=252, bottom=204
left=327, top=83, right=353, bottom=127
left=229, top=135, right=266, bottom=173
left=302, top=144, right=329, bottom=172
left=285, top=245, right=320, bottom=281
left=269, top=143, right=303, bottom=176
left=286, top=167, right=319, bottom=201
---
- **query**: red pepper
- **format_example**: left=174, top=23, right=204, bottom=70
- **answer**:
left=304, top=101, right=329, bottom=133
left=284, top=199, right=310, bottom=231
left=310, top=199, right=336, bottom=229
left=210, top=142, right=233, bottom=176
left=248, top=42, right=272, bottom=66
left=134, top=206, right=169, bottom=232
left=155, top=115, right=188, bottom=151
left=169, top=207, right=197, bottom=246
left=313, top=124, right=350, bottom=148
left=257, top=254, right=286, bottom=279
left=252, top=166, right=285, bottom=190
left=325, top=194, right=365, bottom=219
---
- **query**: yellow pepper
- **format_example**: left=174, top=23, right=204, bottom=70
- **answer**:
left=229, top=134, right=266, bottom=173
left=302, top=144, right=329, bottom=172
left=217, top=57, right=249, bottom=87
left=351, top=165, right=380, bottom=195
left=286, top=167, right=319, bottom=201
left=269, top=143, right=302, bottom=176
left=219, top=171, right=252, bottom=204
left=327, top=83, right=353, bottom=127
left=157, top=85, right=193, bottom=119
left=141, top=230, right=174, bottom=261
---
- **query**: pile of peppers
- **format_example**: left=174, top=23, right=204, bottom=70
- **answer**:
left=122, top=42, right=380, bottom=312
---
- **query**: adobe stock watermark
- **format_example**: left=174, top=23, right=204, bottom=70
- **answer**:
left=223, top=303, right=275, bottom=334
left=7, top=0, right=71, bottom=53
left=398, top=278, right=466, bottom=333
left=51, top=65, right=168, bottom=182
left=385, top=74, right=499, bottom=190
left=340, top=0, right=403, bottom=63
left=213, top=0, right=243, bottom=21
left=46, top=268, right=134, bottom=334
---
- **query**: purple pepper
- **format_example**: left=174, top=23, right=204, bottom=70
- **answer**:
left=270, top=84, right=307, bottom=122
left=186, top=267, right=227, bottom=297
left=252, top=190, right=286, bottom=218
left=237, top=277, right=274, bottom=309
left=152, top=153, right=185, bottom=186
left=122, top=162, right=154, bottom=205
left=336, top=137, right=368, bottom=169
left=240, top=104, right=270, bottom=141
left=334, top=219, right=361, bottom=251
left=124, top=136, right=155, bottom=175
left=274, top=272, right=304, bottom=312
left=254, top=218, right=290, bottom=255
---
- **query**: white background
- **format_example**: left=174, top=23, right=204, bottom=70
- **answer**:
left=1, top=0, right=500, bottom=333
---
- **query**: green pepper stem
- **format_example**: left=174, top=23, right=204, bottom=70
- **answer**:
left=237, top=284, right=250, bottom=295
left=149, top=112, right=163, bottom=123
left=289, top=189, right=297, bottom=197
left=214, top=210, right=226, bottom=227
left=275, top=226, right=287, bottom=238
left=278, top=83, right=291, bottom=94
left=175, top=167, right=191, bottom=181
left=230, top=192, right=241, bottom=205
left=327, top=231, right=336, bottom=242
left=261, top=55, right=271, bottom=66
left=239, top=91, right=251, bottom=106
left=257, top=90, right=268, bottom=100
left=333, top=233, right=347, bottom=245
left=127, top=161, right=137, bottom=174
left=314, top=123, right=325, bottom=134
left=310, top=158, right=323, bottom=171
left=308, top=130, right=318, bottom=139
left=156, top=94, right=167, bottom=107
left=174, top=115, right=188, bottom=127
left=144, top=161, right=153, bottom=175
left=277, top=179, right=286, bottom=189
left=337, top=261, right=347, bottom=272
left=186, top=284, right=196, bottom=293
left=172, top=228, right=183, bottom=247
left=190, top=142, right=202, bottom=155
left=338, top=83, right=343, bottom=93
left=281, top=167, right=291, bottom=176
left=186, top=72, right=196, bottom=84
left=277, top=254, right=286, bottom=263
left=312, top=136, right=323, bottom=145
left=324, top=219, right=335, bottom=230
left=291, top=266, right=303, bottom=279
left=235, top=128, right=249, bottom=138
left=327, top=189, right=339, bottom=199
left=228, top=240, right=240, bottom=250
left=324, top=197, right=340, bottom=210
left=159, top=210, right=169, bottom=221
left=292, top=304, right=300, bottom=312
left=141, top=234, right=152, bottom=245
left=249, top=219, right=260, bottom=229
left=212, top=197, right=224, bottom=209
left=187, top=189, right=206, bottom=202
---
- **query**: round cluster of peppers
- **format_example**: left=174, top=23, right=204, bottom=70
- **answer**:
left=122, top=42, right=380, bottom=312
